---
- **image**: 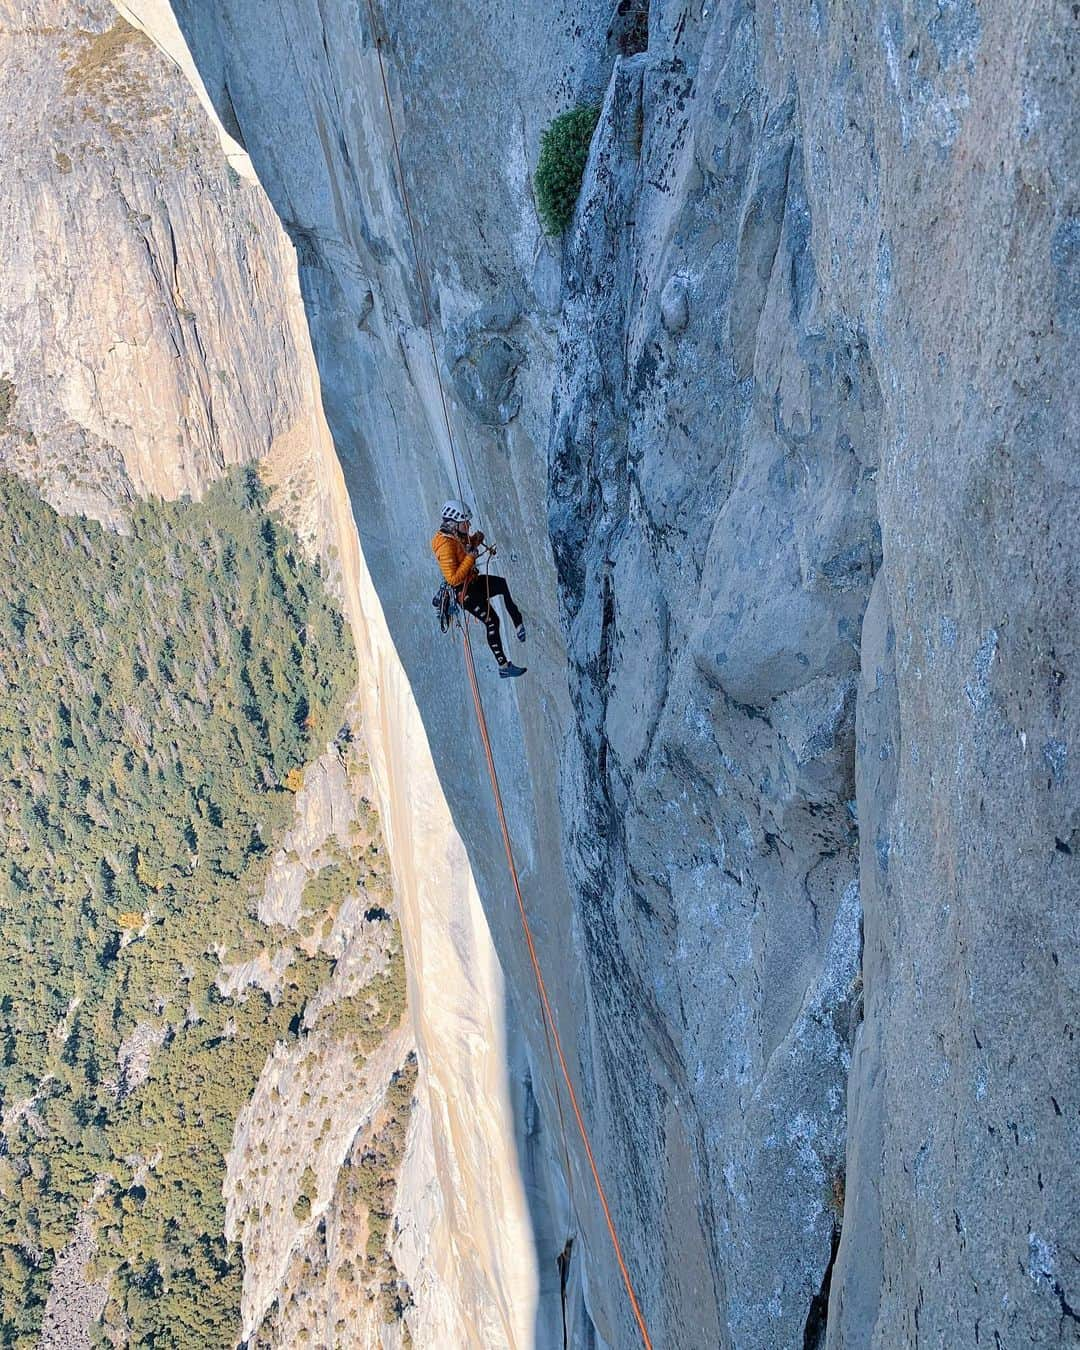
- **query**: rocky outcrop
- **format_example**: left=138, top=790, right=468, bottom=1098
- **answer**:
left=39, top=1202, right=107, bottom=1350
left=246, top=1050, right=419, bottom=1350
left=222, top=734, right=407, bottom=1341
left=255, top=747, right=362, bottom=931
left=150, top=1, right=1078, bottom=1346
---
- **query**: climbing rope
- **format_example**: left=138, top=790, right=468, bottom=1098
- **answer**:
left=362, top=5, right=653, bottom=1346
left=458, top=622, right=653, bottom=1350
left=476, top=545, right=579, bottom=1228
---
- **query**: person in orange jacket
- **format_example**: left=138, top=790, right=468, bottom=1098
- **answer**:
left=432, top=500, right=527, bottom=678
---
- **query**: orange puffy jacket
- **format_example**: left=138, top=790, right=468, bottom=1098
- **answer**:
left=431, top=528, right=481, bottom=589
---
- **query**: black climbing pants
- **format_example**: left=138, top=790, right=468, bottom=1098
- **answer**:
left=461, top=574, right=523, bottom=665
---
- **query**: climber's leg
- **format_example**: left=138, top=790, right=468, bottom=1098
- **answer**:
left=461, top=586, right=508, bottom=665
left=482, top=574, right=524, bottom=630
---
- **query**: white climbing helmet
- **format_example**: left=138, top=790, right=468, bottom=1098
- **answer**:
left=441, top=499, right=473, bottom=524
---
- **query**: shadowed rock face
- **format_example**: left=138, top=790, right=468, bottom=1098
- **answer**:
left=145, top=1, right=1077, bottom=1346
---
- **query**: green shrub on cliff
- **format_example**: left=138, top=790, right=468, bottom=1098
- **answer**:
left=293, top=1166, right=318, bottom=1222
left=533, top=104, right=600, bottom=235
left=0, top=374, right=14, bottom=431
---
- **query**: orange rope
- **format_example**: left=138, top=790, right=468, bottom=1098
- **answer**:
left=476, top=552, right=579, bottom=1226
left=458, top=621, right=653, bottom=1350
left=363, top=5, right=653, bottom=1345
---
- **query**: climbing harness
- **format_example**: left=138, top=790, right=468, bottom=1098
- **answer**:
left=364, top=5, right=654, bottom=1347
left=431, top=539, right=498, bottom=636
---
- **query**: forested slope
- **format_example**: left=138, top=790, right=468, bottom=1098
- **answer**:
left=0, top=470, right=406, bottom=1347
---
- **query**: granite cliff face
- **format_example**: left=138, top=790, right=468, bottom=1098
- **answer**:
left=0, top=4, right=296, bottom=522
left=141, top=1, right=1079, bottom=1346
left=2, top=5, right=533, bottom=1345
left=136, top=2, right=1080, bottom=1347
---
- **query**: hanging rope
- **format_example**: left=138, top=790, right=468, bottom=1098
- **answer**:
left=458, top=622, right=653, bottom=1350
left=362, top=5, right=653, bottom=1346
left=477, top=546, right=579, bottom=1227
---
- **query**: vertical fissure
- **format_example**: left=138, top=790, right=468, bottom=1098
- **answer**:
left=802, top=1224, right=841, bottom=1350
left=557, top=1237, right=574, bottom=1350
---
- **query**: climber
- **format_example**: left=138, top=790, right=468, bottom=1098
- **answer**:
left=432, top=500, right=527, bottom=678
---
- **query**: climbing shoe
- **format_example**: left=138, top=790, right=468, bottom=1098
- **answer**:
left=499, top=662, right=527, bottom=679
left=515, top=623, right=527, bottom=642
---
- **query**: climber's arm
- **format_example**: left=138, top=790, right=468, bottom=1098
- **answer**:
left=449, top=550, right=477, bottom=587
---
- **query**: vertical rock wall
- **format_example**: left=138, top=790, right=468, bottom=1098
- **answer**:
left=118, top=1, right=1079, bottom=1347
left=2, top=4, right=536, bottom=1344
left=0, top=0, right=304, bottom=517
